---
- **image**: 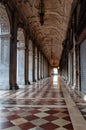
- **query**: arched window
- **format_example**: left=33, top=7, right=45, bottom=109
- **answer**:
left=0, top=3, right=10, bottom=89
left=17, top=28, right=25, bottom=85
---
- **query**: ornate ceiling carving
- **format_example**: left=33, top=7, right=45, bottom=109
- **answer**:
left=12, top=0, right=73, bottom=66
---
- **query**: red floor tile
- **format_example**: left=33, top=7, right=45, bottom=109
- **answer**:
left=25, top=115, right=39, bottom=121
left=43, top=115, right=59, bottom=121
left=7, top=115, right=20, bottom=120
left=41, top=122, right=59, bottom=130
left=19, top=122, right=36, bottom=130
left=0, top=121, right=14, bottom=129
left=63, top=123, right=74, bottom=130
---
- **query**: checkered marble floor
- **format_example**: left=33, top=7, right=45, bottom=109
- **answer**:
left=0, top=106, right=73, bottom=130
left=68, top=87, right=86, bottom=121
left=0, top=77, right=86, bottom=130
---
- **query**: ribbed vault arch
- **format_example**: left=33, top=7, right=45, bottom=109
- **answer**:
left=11, top=0, right=73, bottom=66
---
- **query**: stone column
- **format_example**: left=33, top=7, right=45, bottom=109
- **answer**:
left=40, top=52, right=42, bottom=79
left=71, top=52, right=73, bottom=85
left=33, top=44, right=35, bottom=82
left=68, top=52, right=71, bottom=84
left=48, top=65, right=52, bottom=77
left=35, top=47, right=37, bottom=81
left=73, top=35, right=76, bottom=89
left=37, top=48, right=39, bottom=80
left=0, top=24, right=1, bottom=63
left=76, top=45, right=80, bottom=91
left=25, top=35, right=30, bottom=84
left=39, top=51, right=40, bottom=79
left=9, top=12, right=18, bottom=90
left=44, top=57, right=45, bottom=78
left=43, top=56, right=44, bottom=78
left=41, top=54, right=43, bottom=79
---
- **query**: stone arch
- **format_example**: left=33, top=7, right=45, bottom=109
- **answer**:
left=0, top=3, right=10, bottom=89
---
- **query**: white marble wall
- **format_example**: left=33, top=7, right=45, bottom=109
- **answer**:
left=17, top=28, right=25, bottom=85
left=0, top=5, right=10, bottom=89
left=0, top=38, right=10, bottom=89
left=17, top=48, right=25, bottom=85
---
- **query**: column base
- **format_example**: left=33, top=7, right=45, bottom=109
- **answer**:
left=67, top=81, right=71, bottom=86
left=72, top=84, right=76, bottom=90
left=25, top=80, right=30, bottom=85
left=28, top=81, right=31, bottom=85
left=33, top=79, right=36, bottom=82
left=34, top=79, right=36, bottom=82
left=10, top=83, right=19, bottom=90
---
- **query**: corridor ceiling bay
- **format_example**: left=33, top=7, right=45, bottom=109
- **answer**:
left=11, top=0, right=73, bottom=66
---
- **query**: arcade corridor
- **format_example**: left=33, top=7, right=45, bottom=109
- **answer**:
left=0, top=76, right=86, bottom=130
left=0, top=0, right=86, bottom=129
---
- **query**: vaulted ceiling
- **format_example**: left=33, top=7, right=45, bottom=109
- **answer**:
left=11, top=0, right=73, bottom=66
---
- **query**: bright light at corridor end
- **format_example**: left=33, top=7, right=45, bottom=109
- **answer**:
left=83, top=95, right=86, bottom=101
left=57, top=66, right=60, bottom=70
left=53, top=68, right=58, bottom=84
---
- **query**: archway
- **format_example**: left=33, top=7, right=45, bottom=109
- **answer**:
left=0, top=3, right=10, bottom=89
left=17, top=28, right=25, bottom=85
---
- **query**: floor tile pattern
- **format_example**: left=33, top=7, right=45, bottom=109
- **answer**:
left=0, top=106, right=73, bottom=130
left=67, top=87, right=86, bottom=121
left=0, top=77, right=84, bottom=130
